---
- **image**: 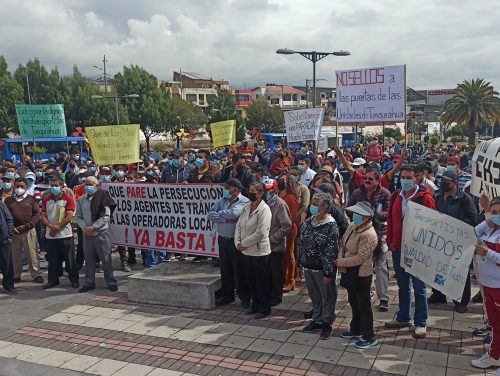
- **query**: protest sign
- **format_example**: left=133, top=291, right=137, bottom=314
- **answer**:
left=471, top=137, right=500, bottom=199
left=103, top=183, right=223, bottom=256
left=15, top=104, right=67, bottom=138
left=401, top=201, right=476, bottom=301
left=85, top=124, right=140, bottom=165
left=335, top=65, right=406, bottom=123
left=284, top=108, right=324, bottom=142
left=211, top=120, right=236, bottom=148
left=317, top=136, right=328, bottom=153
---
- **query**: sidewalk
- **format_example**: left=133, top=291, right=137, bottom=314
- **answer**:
left=0, top=256, right=494, bottom=376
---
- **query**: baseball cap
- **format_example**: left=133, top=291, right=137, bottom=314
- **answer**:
left=442, top=170, right=459, bottom=181
left=447, top=156, right=460, bottom=164
left=169, top=149, right=184, bottom=157
left=263, top=178, right=275, bottom=190
left=345, top=201, right=374, bottom=217
left=352, top=158, right=367, bottom=166
left=320, top=165, right=334, bottom=174
left=366, top=161, right=381, bottom=171
left=314, top=183, right=337, bottom=195
left=99, top=166, right=112, bottom=174
left=224, top=178, right=243, bottom=190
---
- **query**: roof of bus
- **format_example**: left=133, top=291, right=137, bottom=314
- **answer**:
left=5, top=137, right=86, bottom=142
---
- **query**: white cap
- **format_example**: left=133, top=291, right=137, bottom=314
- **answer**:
left=352, top=158, right=367, bottom=166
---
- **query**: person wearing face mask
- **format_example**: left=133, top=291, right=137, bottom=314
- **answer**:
left=297, top=158, right=316, bottom=187
left=234, top=182, right=272, bottom=319
left=386, top=164, right=436, bottom=339
left=187, top=150, right=221, bottom=183
left=24, top=172, right=37, bottom=196
left=289, top=167, right=310, bottom=226
left=113, top=166, right=127, bottom=183
left=0, top=197, right=16, bottom=294
left=65, top=158, right=80, bottom=189
left=40, top=175, right=79, bottom=289
left=298, top=193, right=339, bottom=340
left=207, top=178, right=250, bottom=307
left=5, top=178, right=43, bottom=284
left=435, top=155, right=471, bottom=193
left=251, top=142, right=270, bottom=168
left=416, top=163, right=437, bottom=195
left=427, top=170, right=478, bottom=312
left=263, top=178, right=292, bottom=305
left=1, top=172, right=15, bottom=202
left=76, top=176, right=118, bottom=293
left=337, top=201, right=379, bottom=349
left=99, top=166, right=113, bottom=184
left=269, top=150, right=291, bottom=178
left=161, top=149, right=187, bottom=183
left=220, top=153, right=255, bottom=197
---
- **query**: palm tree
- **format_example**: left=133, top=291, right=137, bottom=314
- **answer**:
left=442, top=79, right=500, bottom=145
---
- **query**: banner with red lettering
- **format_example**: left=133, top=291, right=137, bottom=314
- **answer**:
left=102, top=183, right=223, bottom=256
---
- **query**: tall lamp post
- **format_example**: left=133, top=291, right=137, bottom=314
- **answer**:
left=276, top=48, right=350, bottom=108
left=91, top=93, right=139, bottom=125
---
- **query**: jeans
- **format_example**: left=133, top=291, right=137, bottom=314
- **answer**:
left=142, top=250, right=156, bottom=267
left=348, top=275, right=374, bottom=340
left=392, top=250, right=428, bottom=327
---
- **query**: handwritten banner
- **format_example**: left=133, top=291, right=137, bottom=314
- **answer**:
left=284, top=108, right=324, bottom=142
left=103, top=183, right=223, bottom=256
left=85, top=124, right=140, bottom=165
left=335, top=65, right=406, bottom=123
left=401, top=201, right=475, bottom=301
left=317, top=136, right=328, bottom=153
left=15, top=104, right=67, bottom=138
left=471, top=138, right=500, bottom=199
left=211, top=120, right=236, bottom=148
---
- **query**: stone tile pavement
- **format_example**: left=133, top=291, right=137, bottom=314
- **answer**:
left=0, top=255, right=496, bottom=376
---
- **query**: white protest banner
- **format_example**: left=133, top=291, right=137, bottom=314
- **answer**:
left=103, top=183, right=223, bottom=256
left=401, top=201, right=476, bottom=301
left=284, top=108, right=324, bottom=142
left=336, top=65, right=406, bottom=123
left=317, top=136, right=328, bottom=153
left=471, top=137, right=500, bottom=199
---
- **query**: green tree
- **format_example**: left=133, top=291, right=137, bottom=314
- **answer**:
left=442, top=79, right=500, bottom=145
left=0, top=56, right=24, bottom=137
left=205, top=90, right=245, bottom=141
left=14, top=58, right=63, bottom=105
left=244, top=97, right=284, bottom=133
left=169, top=97, right=207, bottom=132
left=114, top=65, right=171, bottom=152
left=383, top=127, right=402, bottom=141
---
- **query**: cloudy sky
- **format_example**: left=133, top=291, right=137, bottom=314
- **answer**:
left=2, top=0, right=500, bottom=90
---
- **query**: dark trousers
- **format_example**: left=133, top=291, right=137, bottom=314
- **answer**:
left=431, top=271, right=471, bottom=306
left=117, top=246, right=136, bottom=263
left=218, top=236, right=249, bottom=302
left=348, top=275, right=374, bottom=341
left=0, top=241, right=14, bottom=290
left=76, top=226, right=84, bottom=266
left=244, top=254, right=271, bottom=315
left=35, top=220, right=45, bottom=253
left=46, top=237, right=79, bottom=285
left=269, top=252, right=284, bottom=303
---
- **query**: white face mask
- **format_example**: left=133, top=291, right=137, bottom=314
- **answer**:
left=15, top=188, right=26, bottom=196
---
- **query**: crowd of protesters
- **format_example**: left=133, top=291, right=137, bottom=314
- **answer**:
left=0, top=137, right=498, bottom=369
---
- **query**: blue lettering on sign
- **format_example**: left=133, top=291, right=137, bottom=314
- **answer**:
left=434, top=274, right=446, bottom=286
left=403, top=244, right=433, bottom=267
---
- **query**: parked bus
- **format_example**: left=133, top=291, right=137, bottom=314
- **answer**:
left=2, top=137, right=89, bottom=162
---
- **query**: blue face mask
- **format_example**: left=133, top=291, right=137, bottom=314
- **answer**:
left=27, top=180, right=34, bottom=187
left=289, top=175, right=298, bottom=183
left=35, top=172, right=43, bottom=178
left=446, top=165, right=457, bottom=172
left=116, top=171, right=125, bottom=178
left=171, top=160, right=181, bottom=168
left=85, top=185, right=95, bottom=195
left=301, top=147, right=307, bottom=153
left=78, top=177, right=84, bottom=183
left=491, top=215, right=500, bottom=226
left=298, top=165, right=306, bottom=172
left=101, top=175, right=111, bottom=182
left=50, top=186, right=61, bottom=196
left=309, top=204, right=319, bottom=216
left=222, top=189, right=230, bottom=198
left=195, top=158, right=205, bottom=168
left=352, top=213, right=364, bottom=225
left=2, top=182, right=12, bottom=190
left=274, top=147, right=281, bottom=152
left=400, top=179, right=415, bottom=192
left=90, top=167, right=96, bottom=173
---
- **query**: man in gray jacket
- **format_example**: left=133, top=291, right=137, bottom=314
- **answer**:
left=263, top=179, right=292, bottom=306
left=75, top=176, right=118, bottom=293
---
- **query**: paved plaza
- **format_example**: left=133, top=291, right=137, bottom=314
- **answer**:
left=0, top=256, right=495, bottom=376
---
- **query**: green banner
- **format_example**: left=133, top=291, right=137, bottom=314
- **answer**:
left=15, top=104, right=67, bottom=138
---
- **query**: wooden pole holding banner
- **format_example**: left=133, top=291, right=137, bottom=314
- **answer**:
left=404, top=64, right=408, bottom=148
left=336, top=121, right=339, bottom=147
left=65, top=137, right=70, bottom=156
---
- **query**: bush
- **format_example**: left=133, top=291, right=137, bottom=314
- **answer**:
left=29, top=146, right=48, bottom=155
left=430, top=135, right=440, bottom=145
left=152, top=143, right=167, bottom=153
left=450, top=136, right=463, bottom=143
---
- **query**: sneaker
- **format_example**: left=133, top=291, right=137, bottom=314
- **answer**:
left=341, top=330, right=362, bottom=339
left=471, top=291, right=483, bottom=303
left=354, top=337, right=378, bottom=349
left=122, top=262, right=131, bottom=272
left=427, top=294, right=447, bottom=304
left=34, top=276, right=44, bottom=284
left=303, top=321, right=323, bottom=333
left=385, top=320, right=412, bottom=329
left=320, top=325, right=332, bottom=340
left=473, top=324, right=491, bottom=337
left=414, top=326, right=427, bottom=339
left=378, top=300, right=389, bottom=312
left=192, top=256, right=205, bottom=263
left=168, top=256, right=178, bottom=262
left=471, top=353, right=500, bottom=369
left=108, top=285, right=118, bottom=292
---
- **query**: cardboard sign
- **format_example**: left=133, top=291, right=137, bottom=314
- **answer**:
left=103, top=183, right=223, bottom=256
left=336, top=65, right=406, bottom=123
left=401, top=201, right=476, bottom=301
left=471, top=138, right=500, bottom=199
left=15, top=104, right=67, bottom=138
left=85, top=124, right=140, bottom=165
left=211, top=120, right=236, bottom=148
left=317, top=136, right=328, bottom=153
left=284, top=108, right=324, bottom=142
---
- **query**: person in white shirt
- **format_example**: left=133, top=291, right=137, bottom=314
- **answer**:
left=298, top=158, right=316, bottom=188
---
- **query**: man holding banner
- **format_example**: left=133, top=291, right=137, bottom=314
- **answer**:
left=385, top=164, right=435, bottom=338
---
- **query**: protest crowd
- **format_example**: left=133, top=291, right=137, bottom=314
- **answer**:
left=0, top=137, right=499, bottom=370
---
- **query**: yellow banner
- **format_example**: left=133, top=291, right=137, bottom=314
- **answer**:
left=210, top=120, right=236, bottom=148
left=85, top=124, right=140, bottom=165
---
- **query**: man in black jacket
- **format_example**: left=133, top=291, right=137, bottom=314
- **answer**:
left=219, top=153, right=256, bottom=197
left=428, top=170, right=478, bottom=312
left=0, top=200, right=16, bottom=294
left=161, top=149, right=188, bottom=183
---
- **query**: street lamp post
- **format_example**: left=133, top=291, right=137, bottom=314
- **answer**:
left=91, top=93, right=139, bottom=125
left=276, top=48, right=350, bottom=107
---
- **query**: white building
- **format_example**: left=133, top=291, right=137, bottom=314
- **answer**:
left=251, top=85, right=306, bottom=108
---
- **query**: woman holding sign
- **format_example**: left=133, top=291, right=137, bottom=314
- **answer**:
left=471, top=196, right=500, bottom=369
